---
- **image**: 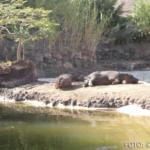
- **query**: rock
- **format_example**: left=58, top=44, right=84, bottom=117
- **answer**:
left=63, top=56, right=69, bottom=62
left=109, top=98, right=114, bottom=102
left=93, top=104, right=98, bottom=108
left=98, top=103, right=109, bottom=108
left=77, top=101, right=83, bottom=106
left=55, top=54, right=62, bottom=60
left=44, top=53, right=52, bottom=59
left=140, top=104, right=145, bottom=109
left=11, top=60, right=30, bottom=70
left=129, top=99, right=135, bottom=104
left=98, top=99, right=104, bottom=104
left=0, top=66, right=11, bottom=75
left=69, top=51, right=76, bottom=59
left=0, top=60, right=38, bottom=88
left=51, top=58, right=57, bottom=65
left=71, top=59, right=82, bottom=68
left=61, top=100, right=69, bottom=106
left=82, top=55, right=88, bottom=60
left=145, top=100, right=150, bottom=105
left=145, top=104, right=150, bottom=110
left=109, top=102, right=115, bottom=107
left=75, top=51, right=82, bottom=59
left=35, top=53, right=43, bottom=62
left=52, top=100, right=59, bottom=106
left=86, top=101, right=91, bottom=108
left=82, top=60, right=89, bottom=68
left=115, top=103, right=122, bottom=108
left=57, top=60, right=63, bottom=68
left=123, top=100, right=128, bottom=106
left=92, top=101, right=96, bottom=104
left=71, top=100, right=77, bottom=106
left=45, top=100, right=50, bottom=105
left=55, top=74, right=72, bottom=89
left=116, top=100, right=122, bottom=104
left=63, top=62, right=73, bottom=69
left=61, top=50, right=68, bottom=56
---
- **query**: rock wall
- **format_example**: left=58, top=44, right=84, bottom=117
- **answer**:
left=0, top=38, right=97, bottom=77
left=1, top=38, right=150, bottom=77
left=97, top=43, right=150, bottom=61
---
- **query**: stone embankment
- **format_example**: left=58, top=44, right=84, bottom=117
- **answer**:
left=0, top=81, right=150, bottom=111
left=0, top=60, right=37, bottom=88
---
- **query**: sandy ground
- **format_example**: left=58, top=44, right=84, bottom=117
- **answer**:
left=25, top=82, right=150, bottom=102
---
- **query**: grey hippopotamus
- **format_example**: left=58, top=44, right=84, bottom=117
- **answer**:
left=83, top=71, right=139, bottom=87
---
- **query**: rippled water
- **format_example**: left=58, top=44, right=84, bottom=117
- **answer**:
left=0, top=102, right=150, bottom=150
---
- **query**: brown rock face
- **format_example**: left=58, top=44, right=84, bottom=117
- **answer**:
left=55, top=74, right=72, bottom=89
left=0, top=66, right=11, bottom=75
left=0, top=60, right=38, bottom=88
left=63, top=62, right=73, bottom=69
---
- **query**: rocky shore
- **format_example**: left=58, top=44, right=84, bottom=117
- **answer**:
left=0, top=81, right=150, bottom=111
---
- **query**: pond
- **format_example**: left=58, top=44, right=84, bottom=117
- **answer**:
left=0, top=102, right=150, bottom=150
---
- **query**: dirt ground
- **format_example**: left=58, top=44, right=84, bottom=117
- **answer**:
left=25, top=82, right=150, bottom=103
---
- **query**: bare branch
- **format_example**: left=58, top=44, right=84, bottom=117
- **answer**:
left=0, top=26, right=15, bottom=35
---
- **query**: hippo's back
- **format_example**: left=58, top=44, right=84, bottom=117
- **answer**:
left=90, top=71, right=120, bottom=80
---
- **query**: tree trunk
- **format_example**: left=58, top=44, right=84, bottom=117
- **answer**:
left=23, top=43, right=25, bottom=60
left=17, top=36, right=22, bottom=61
left=0, top=33, right=10, bottom=62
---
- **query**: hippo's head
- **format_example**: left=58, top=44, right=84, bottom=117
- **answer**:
left=125, top=73, right=139, bottom=84
left=83, top=76, right=89, bottom=87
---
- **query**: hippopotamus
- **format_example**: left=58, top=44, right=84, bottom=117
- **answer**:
left=83, top=71, right=139, bottom=87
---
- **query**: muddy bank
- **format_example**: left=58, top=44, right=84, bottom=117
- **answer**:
left=1, top=81, right=150, bottom=111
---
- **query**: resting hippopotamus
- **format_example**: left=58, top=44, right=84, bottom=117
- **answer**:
left=83, top=71, right=139, bottom=87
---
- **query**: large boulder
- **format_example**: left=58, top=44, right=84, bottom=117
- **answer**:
left=0, top=60, right=38, bottom=88
left=55, top=74, right=72, bottom=89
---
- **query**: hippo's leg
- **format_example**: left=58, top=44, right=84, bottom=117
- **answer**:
left=122, top=80, right=127, bottom=84
left=83, top=83, right=88, bottom=87
left=88, top=76, right=95, bottom=87
left=112, top=78, right=120, bottom=85
left=88, top=80, right=93, bottom=87
left=83, top=78, right=89, bottom=87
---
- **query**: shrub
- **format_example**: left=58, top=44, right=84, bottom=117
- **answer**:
left=131, top=0, right=150, bottom=31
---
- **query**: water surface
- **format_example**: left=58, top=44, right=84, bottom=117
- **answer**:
left=0, top=102, right=150, bottom=150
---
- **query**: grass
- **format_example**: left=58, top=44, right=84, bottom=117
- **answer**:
left=0, top=61, right=13, bottom=66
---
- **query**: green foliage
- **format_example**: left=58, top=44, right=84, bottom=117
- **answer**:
left=131, top=0, right=150, bottom=31
left=30, top=44, right=34, bottom=48
left=20, top=0, right=123, bottom=55
left=91, top=0, right=124, bottom=28
left=0, top=0, right=59, bottom=60
left=125, top=0, right=150, bottom=43
left=4, top=61, right=13, bottom=65
left=0, top=0, right=59, bottom=40
left=11, top=46, right=15, bottom=51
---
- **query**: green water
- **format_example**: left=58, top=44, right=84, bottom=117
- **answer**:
left=0, top=102, right=150, bottom=150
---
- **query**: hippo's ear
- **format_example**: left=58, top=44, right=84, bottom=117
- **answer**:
left=128, top=73, right=131, bottom=76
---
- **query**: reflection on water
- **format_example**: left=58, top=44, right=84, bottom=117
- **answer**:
left=0, top=102, right=150, bottom=150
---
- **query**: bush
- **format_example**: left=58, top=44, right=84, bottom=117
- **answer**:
left=131, top=0, right=150, bottom=31
left=91, top=0, right=124, bottom=28
left=127, top=0, right=150, bottom=42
